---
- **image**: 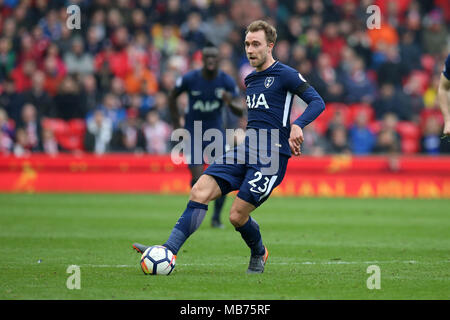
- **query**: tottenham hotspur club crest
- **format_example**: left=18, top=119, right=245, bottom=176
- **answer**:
left=264, top=77, right=274, bottom=88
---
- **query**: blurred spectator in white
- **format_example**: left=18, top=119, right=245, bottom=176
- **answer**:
left=84, top=109, right=113, bottom=154
left=0, top=108, right=14, bottom=154
left=18, top=103, right=41, bottom=152
left=41, top=128, right=59, bottom=155
left=13, top=128, right=31, bottom=157
left=141, top=109, right=171, bottom=154
left=90, top=93, right=127, bottom=130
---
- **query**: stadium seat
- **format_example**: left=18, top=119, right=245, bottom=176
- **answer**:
left=41, top=118, right=86, bottom=151
left=348, top=103, right=375, bottom=126
left=396, top=121, right=421, bottom=154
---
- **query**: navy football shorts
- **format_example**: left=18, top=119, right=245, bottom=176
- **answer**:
left=204, top=144, right=289, bottom=208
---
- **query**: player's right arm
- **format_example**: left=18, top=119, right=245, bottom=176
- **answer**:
left=438, top=55, right=450, bottom=136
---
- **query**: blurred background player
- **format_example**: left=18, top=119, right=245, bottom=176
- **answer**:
left=168, top=43, right=244, bottom=228
left=438, top=54, right=450, bottom=137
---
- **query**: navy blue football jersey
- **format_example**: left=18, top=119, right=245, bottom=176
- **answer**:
left=174, top=69, right=239, bottom=132
left=244, top=61, right=323, bottom=157
left=443, top=54, right=450, bottom=80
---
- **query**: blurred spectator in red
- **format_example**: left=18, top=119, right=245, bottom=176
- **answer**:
left=10, top=59, right=36, bottom=93
left=320, top=22, right=345, bottom=68
left=349, top=109, right=376, bottom=155
left=372, top=83, right=412, bottom=121
left=42, top=55, right=66, bottom=96
left=0, top=107, right=14, bottom=154
left=141, top=109, right=171, bottom=154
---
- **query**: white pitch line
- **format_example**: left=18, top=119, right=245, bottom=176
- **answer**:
left=80, top=260, right=449, bottom=268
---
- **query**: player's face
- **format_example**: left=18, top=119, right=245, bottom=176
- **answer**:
left=202, top=48, right=219, bottom=72
left=245, top=30, right=273, bottom=70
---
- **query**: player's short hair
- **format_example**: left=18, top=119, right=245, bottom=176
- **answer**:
left=245, top=20, right=277, bottom=45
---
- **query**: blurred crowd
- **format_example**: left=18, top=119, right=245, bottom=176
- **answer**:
left=0, top=0, right=449, bottom=157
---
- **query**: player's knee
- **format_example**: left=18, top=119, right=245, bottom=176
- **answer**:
left=189, top=176, right=219, bottom=204
left=229, top=209, right=247, bottom=228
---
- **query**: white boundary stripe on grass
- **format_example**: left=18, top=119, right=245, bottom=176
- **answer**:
left=81, top=260, right=450, bottom=268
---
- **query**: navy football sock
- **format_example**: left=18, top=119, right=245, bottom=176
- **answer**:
left=212, top=195, right=226, bottom=222
left=163, top=200, right=208, bottom=255
left=235, top=217, right=265, bottom=256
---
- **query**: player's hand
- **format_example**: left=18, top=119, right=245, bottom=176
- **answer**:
left=443, top=121, right=450, bottom=137
left=222, top=91, right=232, bottom=105
left=289, top=124, right=304, bottom=156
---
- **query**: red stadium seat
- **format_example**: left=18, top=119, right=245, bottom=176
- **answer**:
left=348, top=103, right=375, bottom=126
left=41, top=118, right=86, bottom=151
left=396, top=121, right=421, bottom=154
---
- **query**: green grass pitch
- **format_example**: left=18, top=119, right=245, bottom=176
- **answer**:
left=0, top=193, right=449, bottom=300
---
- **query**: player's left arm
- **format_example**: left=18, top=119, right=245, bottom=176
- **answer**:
left=284, top=71, right=325, bottom=156
left=438, top=72, right=450, bottom=137
left=222, top=92, right=244, bottom=117
left=222, top=76, right=245, bottom=117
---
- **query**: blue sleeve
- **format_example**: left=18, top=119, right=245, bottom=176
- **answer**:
left=282, top=69, right=308, bottom=93
left=292, top=86, right=325, bottom=129
left=443, top=54, right=450, bottom=80
left=224, top=74, right=240, bottom=98
left=174, top=73, right=190, bottom=94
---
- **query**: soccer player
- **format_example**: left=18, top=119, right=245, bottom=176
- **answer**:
left=168, top=43, right=244, bottom=228
left=133, top=20, right=325, bottom=273
left=438, top=54, right=450, bottom=137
